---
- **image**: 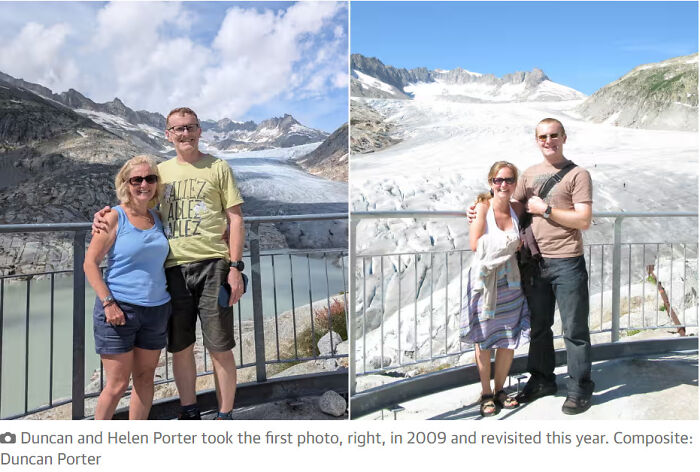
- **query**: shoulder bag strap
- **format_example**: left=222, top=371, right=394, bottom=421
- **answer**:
left=538, top=161, right=576, bottom=199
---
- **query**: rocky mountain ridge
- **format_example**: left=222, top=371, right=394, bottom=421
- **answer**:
left=576, top=53, right=698, bottom=131
left=350, top=53, right=582, bottom=102
left=0, top=70, right=328, bottom=152
left=204, top=113, right=329, bottom=152
left=294, top=123, right=348, bottom=181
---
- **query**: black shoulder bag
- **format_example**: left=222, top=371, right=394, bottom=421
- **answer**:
left=517, top=161, right=577, bottom=285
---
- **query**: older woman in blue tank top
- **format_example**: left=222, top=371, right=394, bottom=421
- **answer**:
left=84, top=155, right=171, bottom=420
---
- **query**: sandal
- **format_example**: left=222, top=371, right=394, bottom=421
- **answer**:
left=479, top=394, right=500, bottom=417
left=495, top=389, right=519, bottom=409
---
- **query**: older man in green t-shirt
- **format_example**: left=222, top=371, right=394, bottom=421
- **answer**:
left=95, top=107, right=245, bottom=420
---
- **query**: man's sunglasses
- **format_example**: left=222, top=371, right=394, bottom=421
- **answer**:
left=128, top=175, right=158, bottom=185
left=537, top=133, right=561, bottom=142
left=491, top=177, right=516, bottom=185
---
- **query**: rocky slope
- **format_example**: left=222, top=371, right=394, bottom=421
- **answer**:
left=0, top=75, right=156, bottom=216
left=294, top=123, right=348, bottom=181
left=0, top=77, right=153, bottom=275
left=576, top=53, right=698, bottom=131
left=350, top=101, right=400, bottom=154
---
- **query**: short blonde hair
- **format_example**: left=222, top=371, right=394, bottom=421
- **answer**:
left=166, top=107, right=199, bottom=128
left=535, top=117, right=566, bottom=138
left=114, top=155, right=162, bottom=207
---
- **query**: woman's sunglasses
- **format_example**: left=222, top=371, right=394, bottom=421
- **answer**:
left=128, top=174, right=158, bottom=186
left=491, top=177, right=516, bottom=185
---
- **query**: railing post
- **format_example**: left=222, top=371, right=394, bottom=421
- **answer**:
left=249, top=222, right=266, bottom=383
left=72, top=231, right=86, bottom=420
left=611, top=217, right=622, bottom=342
left=349, top=218, right=358, bottom=397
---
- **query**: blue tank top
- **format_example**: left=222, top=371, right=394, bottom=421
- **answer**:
left=104, top=206, right=171, bottom=306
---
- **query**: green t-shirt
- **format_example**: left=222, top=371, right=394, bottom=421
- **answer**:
left=158, top=154, right=244, bottom=268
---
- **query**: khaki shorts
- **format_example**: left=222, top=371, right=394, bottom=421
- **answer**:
left=165, top=258, right=235, bottom=353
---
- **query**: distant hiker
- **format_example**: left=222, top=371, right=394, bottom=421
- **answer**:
left=461, top=161, right=530, bottom=417
left=468, top=118, right=594, bottom=415
left=84, top=155, right=171, bottom=420
left=93, top=107, right=245, bottom=420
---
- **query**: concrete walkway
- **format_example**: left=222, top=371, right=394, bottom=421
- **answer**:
left=361, top=351, right=698, bottom=420
left=199, top=396, right=347, bottom=420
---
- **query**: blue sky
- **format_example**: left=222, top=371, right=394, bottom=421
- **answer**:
left=0, top=1, right=348, bottom=132
left=351, top=1, right=698, bottom=95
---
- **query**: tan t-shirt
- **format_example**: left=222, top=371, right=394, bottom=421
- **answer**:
left=157, top=154, right=244, bottom=268
left=512, top=159, right=592, bottom=258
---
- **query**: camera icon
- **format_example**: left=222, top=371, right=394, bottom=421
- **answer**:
left=0, top=432, right=16, bottom=444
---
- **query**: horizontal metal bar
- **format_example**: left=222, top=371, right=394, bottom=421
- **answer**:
left=0, top=213, right=348, bottom=234
left=353, top=211, right=467, bottom=219
left=360, top=249, right=471, bottom=258
left=259, top=247, right=346, bottom=257
left=351, top=210, right=698, bottom=220
left=245, top=213, right=348, bottom=223
left=0, top=223, right=92, bottom=233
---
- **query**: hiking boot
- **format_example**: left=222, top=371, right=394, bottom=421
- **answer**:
left=561, top=395, right=592, bottom=415
left=515, top=381, right=557, bottom=404
left=214, top=410, right=233, bottom=420
left=177, top=406, right=201, bottom=420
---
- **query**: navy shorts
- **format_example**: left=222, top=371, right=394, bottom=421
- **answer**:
left=93, top=298, right=172, bottom=355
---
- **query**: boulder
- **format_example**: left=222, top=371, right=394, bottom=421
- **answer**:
left=318, top=390, right=346, bottom=417
left=317, top=331, right=343, bottom=356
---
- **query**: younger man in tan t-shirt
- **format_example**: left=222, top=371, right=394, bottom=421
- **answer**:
left=511, top=118, right=595, bottom=415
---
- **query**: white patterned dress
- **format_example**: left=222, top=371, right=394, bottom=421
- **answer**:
left=460, top=206, right=531, bottom=349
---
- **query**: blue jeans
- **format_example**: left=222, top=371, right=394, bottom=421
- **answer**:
left=523, top=255, right=594, bottom=398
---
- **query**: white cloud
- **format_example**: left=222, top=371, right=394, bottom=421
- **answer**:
left=198, top=1, right=347, bottom=118
left=0, top=22, right=78, bottom=91
left=85, top=2, right=210, bottom=112
left=92, top=1, right=191, bottom=51
left=0, top=1, right=348, bottom=125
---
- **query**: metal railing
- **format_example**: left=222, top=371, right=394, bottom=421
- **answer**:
left=0, top=213, right=348, bottom=419
left=349, top=211, right=698, bottom=401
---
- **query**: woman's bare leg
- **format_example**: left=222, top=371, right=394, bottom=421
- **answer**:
left=493, top=348, right=515, bottom=392
left=129, top=348, right=161, bottom=420
left=474, top=345, right=493, bottom=395
left=95, top=352, right=133, bottom=420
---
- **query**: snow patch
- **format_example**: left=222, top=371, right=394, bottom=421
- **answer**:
left=354, top=69, right=401, bottom=95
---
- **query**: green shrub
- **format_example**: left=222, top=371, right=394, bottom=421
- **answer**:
left=297, top=300, right=347, bottom=357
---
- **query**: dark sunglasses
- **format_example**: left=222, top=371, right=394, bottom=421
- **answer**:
left=537, top=133, right=561, bottom=142
left=491, top=177, right=516, bottom=185
left=128, top=174, right=158, bottom=185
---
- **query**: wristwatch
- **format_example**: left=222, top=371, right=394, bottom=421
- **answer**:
left=101, top=295, right=115, bottom=306
left=229, top=260, right=245, bottom=271
left=543, top=205, right=552, bottom=219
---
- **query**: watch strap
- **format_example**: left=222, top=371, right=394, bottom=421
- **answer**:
left=229, top=260, right=245, bottom=271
